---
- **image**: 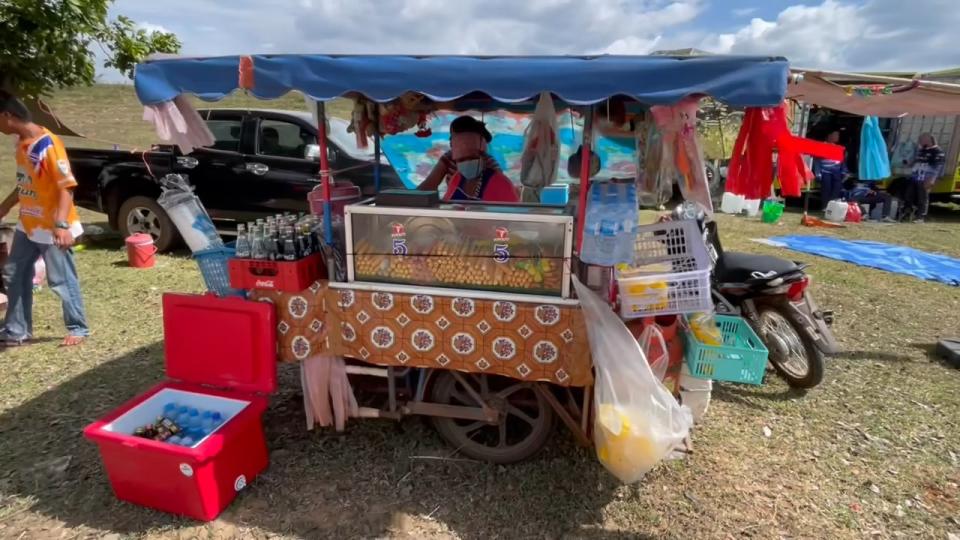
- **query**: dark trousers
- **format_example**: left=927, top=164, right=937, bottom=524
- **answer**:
left=851, top=191, right=893, bottom=218
left=902, top=181, right=931, bottom=220
left=820, top=173, right=844, bottom=210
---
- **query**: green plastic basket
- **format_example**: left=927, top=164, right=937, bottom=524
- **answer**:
left=683, top=315, right=769, bottom=385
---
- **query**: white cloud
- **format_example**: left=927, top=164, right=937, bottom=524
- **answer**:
left=136, top=22, right=171, bottom=35
left=700, top=0, right=960, bottom=72
left=111, top=0, right=704, bottom=58
left=103, top=0, right=960, bottom=82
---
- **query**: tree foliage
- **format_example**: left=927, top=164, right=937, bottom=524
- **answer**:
left=0, top=0, right=181, bottom=97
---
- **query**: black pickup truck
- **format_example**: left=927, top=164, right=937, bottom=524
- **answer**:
left=70, top=109, right=403, bottom=251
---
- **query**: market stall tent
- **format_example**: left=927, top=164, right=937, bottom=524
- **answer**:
left=134, top=54, right=789, bottom=107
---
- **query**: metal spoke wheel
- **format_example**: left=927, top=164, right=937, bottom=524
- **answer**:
left=756, top=303, right=824, bottom=388
left=429, top=372, right=555, bottom=464
left=126, top=206, right=163, bottom=239
left=118, top=196, right=179, bottom=252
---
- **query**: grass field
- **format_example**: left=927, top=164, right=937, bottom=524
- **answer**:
left=0, top=86, right=959, bottom=539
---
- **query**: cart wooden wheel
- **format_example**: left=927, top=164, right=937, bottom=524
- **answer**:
left=429, top=371, right=555, bottom=464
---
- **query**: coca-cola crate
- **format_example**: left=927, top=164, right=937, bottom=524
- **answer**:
left=229, top=253, right=326, bottom=292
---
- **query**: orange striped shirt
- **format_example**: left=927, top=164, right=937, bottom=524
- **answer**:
left=14, top=129, right=82, bottom=243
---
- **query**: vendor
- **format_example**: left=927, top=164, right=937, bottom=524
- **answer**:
left=417, top=116, right=519, bottom=203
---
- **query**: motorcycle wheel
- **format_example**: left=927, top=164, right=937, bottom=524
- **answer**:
left=754, top=302, right=825, bottom=389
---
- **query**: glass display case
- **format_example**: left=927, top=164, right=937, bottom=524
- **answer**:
left=345, top=201, right=574, bottom=297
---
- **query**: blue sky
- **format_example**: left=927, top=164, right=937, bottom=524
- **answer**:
left=101, top=0, right=960, bottom=82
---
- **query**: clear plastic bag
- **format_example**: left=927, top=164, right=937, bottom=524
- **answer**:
left=638, top=324, right=669, bottom=382
left=520, top=92, right=560, bottom=191
left=573, top=277, right=693, bottom=483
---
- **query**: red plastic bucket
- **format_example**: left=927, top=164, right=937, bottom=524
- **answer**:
left=126, top=233, right=158, bottom=268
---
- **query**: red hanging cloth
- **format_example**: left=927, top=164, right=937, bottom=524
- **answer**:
left=727, top=103, right=844, bottom=199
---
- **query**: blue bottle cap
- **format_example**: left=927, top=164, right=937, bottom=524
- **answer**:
left=188, top=408, right=199, bottom=417
left=168, top=436, right=182, bottom=445
left=180, top=437, right=194, bottom=446
left=201, top=411, right=213, bottom=419
left=163, top=403, right=177, bottom=412
left=177, top=406, right=189, bottom=414
left=211, top=412, right=223, bottom=421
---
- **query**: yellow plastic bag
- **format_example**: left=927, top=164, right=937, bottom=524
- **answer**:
left=689, top=312, right=722, bottom=346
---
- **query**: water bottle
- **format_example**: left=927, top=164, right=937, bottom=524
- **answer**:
left=596, top=218, right=619, bottom=266
left=180, top=436, right=194, bottom=447
left=580, top=185, right=604, bottom=264
left=616, top=183, right=639, bottom=264
left=211, top=411, right=224, bottom=427
left=162, top=403, right=178, bottom=420
left=235, top=224, right=251, bottom=258
left=167, top=435, right=182, bottom=445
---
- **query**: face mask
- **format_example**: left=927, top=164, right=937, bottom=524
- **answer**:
left=457, top=159, right=483, bottom=180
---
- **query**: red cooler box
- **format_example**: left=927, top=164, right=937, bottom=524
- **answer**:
left=84, top=293, right=277, bottom=521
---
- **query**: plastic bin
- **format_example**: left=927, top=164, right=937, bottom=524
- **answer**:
left=84, top=294, right=277, bottom=520
left=194, top=247, right=245, bottom=297
left=683, top=315, right=768, bottom=385
left=541, top=185, right=570, bottom=205
left=616, top=219, right=713, bottom=318
left=229, top=252, right=326, bottom=292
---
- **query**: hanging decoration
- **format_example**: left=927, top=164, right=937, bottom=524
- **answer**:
left=726, top=102, right=844, bottom=199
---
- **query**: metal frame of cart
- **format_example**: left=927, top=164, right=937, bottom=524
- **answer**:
left=133, top=54, right=791, bottom=462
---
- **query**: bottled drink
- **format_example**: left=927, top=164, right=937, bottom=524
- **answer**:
left=265, top=228, right=279, bottom=261
left=283, top=237, right=297, bottom=261
left=251, top=226, right=267, bottom=260
left=235, top=224, right=251, bottom=258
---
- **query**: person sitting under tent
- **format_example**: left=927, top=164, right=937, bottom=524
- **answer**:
left=842, top=178, right=895, bottom=222
left=417, top=116, right=518, bottom=203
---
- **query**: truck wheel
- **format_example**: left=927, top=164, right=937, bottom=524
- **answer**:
left=118, top=196, right=179, bottom=252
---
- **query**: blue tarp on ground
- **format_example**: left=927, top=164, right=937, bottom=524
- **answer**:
left=769, top=235, right=960, bottom=286
left=134, top=54, right=789, bottom=107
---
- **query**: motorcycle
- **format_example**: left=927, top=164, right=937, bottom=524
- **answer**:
left=672, top=203, right=838, bottom=389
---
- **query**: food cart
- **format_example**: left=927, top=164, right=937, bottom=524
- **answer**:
left=86, top=54, right=791, bottom=520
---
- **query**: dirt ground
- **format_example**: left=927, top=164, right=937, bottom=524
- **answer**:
left=0, top=86, right=958, bottom=539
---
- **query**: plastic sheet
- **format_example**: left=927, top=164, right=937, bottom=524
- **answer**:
left=767, top=235, right=960, bottom=286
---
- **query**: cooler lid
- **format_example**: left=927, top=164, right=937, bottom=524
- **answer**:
left=162, top=293, right=277, bottom=394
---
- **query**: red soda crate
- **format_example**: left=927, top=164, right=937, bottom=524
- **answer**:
left=228, top=252, right=326, bottom=292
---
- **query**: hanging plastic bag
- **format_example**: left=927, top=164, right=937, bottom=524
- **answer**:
left=520, top=93, right=560, bottom=201
left=32, top=258, right=46, bottom=290
left=572, top=276, right=693, bottom=483
left=638, top=118, right=677, bottom=208
left=638, top=324, right=669, bottom=382
left=650, top=97, right=713, bottom=213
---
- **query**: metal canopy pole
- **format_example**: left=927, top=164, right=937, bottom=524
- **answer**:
left=575, top=107, right=595, bottom=253
left=316, top=101, right=334, bottom=245
left=373, top=108, right=382, bottom=192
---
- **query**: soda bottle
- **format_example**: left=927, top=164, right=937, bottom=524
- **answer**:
left=251, top=226, right=267, bottom=260
left=235, top=223, right=251, bottom=258
left=283, top=236, right=297, bottom=261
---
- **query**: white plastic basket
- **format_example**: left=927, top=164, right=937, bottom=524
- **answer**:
left=616, top=219, right=713, bottom=319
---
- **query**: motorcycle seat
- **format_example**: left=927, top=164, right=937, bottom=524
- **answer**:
left=715, top=251, right=801, bottom=284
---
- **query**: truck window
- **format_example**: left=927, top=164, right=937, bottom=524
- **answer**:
left=258, top=119, right=313, bottom=159
left=207, top=119, right=243, bottom=152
